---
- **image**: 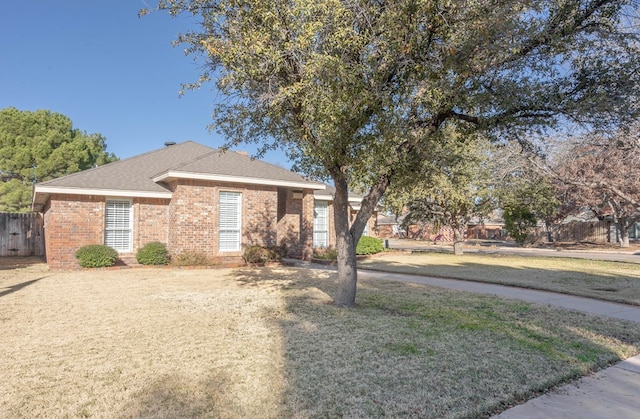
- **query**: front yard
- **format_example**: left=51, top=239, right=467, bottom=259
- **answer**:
left=2, top=259, right=640, bottom=417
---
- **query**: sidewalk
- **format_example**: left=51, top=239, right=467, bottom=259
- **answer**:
left=385, top=238, right=640, bottom=264
left=355, top=269, right=640, bottom=418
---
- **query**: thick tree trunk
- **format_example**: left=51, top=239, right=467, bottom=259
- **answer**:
left=452, top=229, right=464, bottom=255
left=545, top=221, right=554, bottom=243
left=332, top=178, right=358, bottom=307
left=619, top=225, right=630, bottom=248
left=334, top=226, right=358, bottom=307
left=613, top=214, right=632, bottom=248
left=330, top=172, right=390, bottom=307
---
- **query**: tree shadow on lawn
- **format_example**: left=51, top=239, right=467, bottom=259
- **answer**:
left=0, top=277, right=46, bottom=298
left=230, top=266, right=640, bottom=418
left=359, top=257, right=640, bottom=306
left=118, top=371, right=263, bottom=419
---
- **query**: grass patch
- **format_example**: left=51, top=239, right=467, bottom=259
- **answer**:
left=235, top=268, right=640, bottom=418
left=1, top=261, right=639, bottom=417
left=359, top=252, right=640, bottom=305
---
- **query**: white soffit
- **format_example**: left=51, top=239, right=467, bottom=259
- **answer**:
left=33, top=186, right=172, bottom=199
left=153, top=171, right=326, bottom=190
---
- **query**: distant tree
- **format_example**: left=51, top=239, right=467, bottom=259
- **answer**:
left=384, top=127, right=494, bottom=255
left=502, top=205, right=538, bottom=244
left=503, top=179, right=560, bottom=244
left=0, top=107, right=117, bottom=212
left=147, top=0, right=640, bottom=307
left=491, top=144, right=560, bottom=244
left=547, top=125, right=640, bottom=247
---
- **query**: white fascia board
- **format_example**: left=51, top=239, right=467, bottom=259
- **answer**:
left=154, top=171, right=326, bottom=190
left=314, top=193, right=363, bottom=204
left=313, top=194, right=334, bottom=201
left=33, top=185, right=172, bottom=199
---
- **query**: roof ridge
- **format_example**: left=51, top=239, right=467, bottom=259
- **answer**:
left=167, top=147, right=223, bottom=171
left=165, top=147, right=309, bottom=178
left=37, top=141, right=210, bottom=186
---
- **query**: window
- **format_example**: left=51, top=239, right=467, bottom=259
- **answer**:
left=313, top=201, right=329, bottom=248
left=105, top=200, right=132, bottom=252
left=219, top=191, right=242, bottom=252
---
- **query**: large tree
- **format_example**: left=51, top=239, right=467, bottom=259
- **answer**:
left=547, top=125, right=640, bottom=247
left=0, top=107, right=117, bottom=212
left=147, top=0, right=640, bottom=306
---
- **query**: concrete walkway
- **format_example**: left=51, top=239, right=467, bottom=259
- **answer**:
left=355, top=269, right=640, bottom=418
left=386, top=238, right=640, bottom=264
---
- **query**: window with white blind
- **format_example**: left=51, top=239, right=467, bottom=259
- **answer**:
left=219, top=191, right=242, bottom=252
left=105, top=199, right=132, bottom=252
left=313, top=201, right=329, bottom=248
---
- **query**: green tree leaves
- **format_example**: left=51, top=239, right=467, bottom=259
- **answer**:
left=0, top=107, right=117, bottom=212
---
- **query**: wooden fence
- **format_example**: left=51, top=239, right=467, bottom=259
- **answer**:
left=0, top=213, right=44, bottom=256
left=551, top=220, right=611, bottom=243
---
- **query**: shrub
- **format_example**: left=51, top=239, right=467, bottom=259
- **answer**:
left=172, top=252, right=215, bottom=267
left=313, top=248, right=338, bottom=260
left=136, top=241, right=169, bottom=265
left=243, top=245, right=286, bottom=264
left=75, top=244, right=118, bottom=268
left=503, top=205, right=537, bottom=245
left=267, top=244, right=287, bottom=260
left=356, top=236, right=384, bottom=255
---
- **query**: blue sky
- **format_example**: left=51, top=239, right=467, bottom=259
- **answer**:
left=0, top=0, right=289, bottom=167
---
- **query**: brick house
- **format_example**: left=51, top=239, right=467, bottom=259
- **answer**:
left=32, top=141, right=371, bottom=269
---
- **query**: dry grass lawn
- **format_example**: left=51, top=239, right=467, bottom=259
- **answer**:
left=2, top=257, right=640, bottom=418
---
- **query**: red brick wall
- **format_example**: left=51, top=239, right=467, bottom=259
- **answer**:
left=42, top=195, right=171, bottom=269
left=43, top=194, right=105, bottom=269
left=134, top=198, right=170, bottom=248
left=167, top=180, right=279, bottom=260
left=243, top=184, right=278, bottom=247
left=42, top=184, right=323, bottom=268
left=275, top=188, right=315, bottom=259
left=374, top=224, right=394, bottom=239
left=300, top=191, right=314, bottom=260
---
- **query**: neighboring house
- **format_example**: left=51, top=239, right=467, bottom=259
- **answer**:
left=32, top=141, right=370, bottom=269
left=467, top=212, right=507, bottom=241
left=375, top=214, right=400, bottom=238
left=373, top=213, right=453, bottom=241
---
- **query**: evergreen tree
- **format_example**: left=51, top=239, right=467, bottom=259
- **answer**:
left=0, top=107, right=117, bottom=212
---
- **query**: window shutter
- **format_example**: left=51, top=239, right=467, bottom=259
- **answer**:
left=313, top=201, right=329, bottom=248
left=105, top=200, right=132, bottom=252
left=219, top=192, right=241, bottom=251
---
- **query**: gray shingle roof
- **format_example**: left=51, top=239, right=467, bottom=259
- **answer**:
left=37, top=141, right=214, bottom=193
left=34, top=141, right=325, bottom=202
left=155, top=146, right=320, bottom=185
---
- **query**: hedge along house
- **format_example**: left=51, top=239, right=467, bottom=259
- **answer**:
left=32, top=141, right=334, bottom=269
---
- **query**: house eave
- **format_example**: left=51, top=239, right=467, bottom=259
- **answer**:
left=153, top=171, right=326, bottom=190
left=32, top=185, right=173, bottom=212
left=314, top=193, right=362, bottom=204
